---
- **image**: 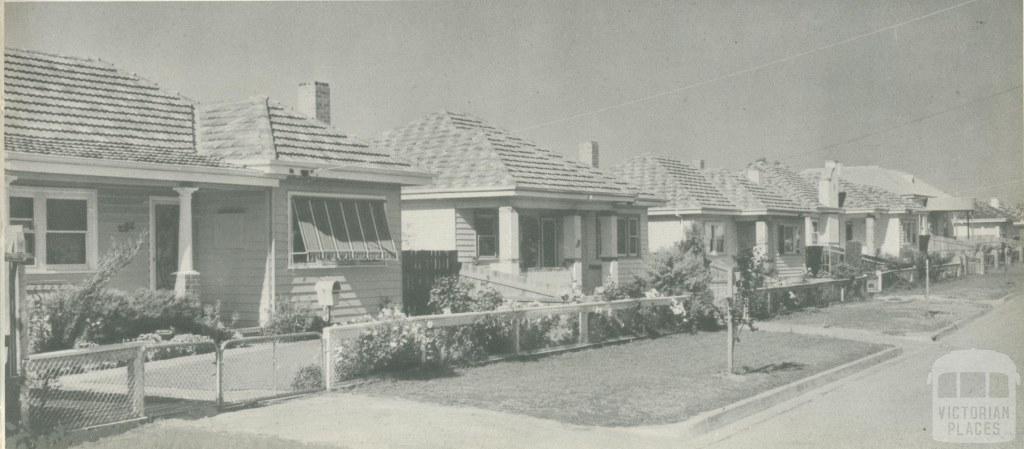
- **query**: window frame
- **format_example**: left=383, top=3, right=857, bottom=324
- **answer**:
left=474, top=211, right=499, bottom=259
left=778, top=224, right=798, bottom=255
left=287, top=191, right=397, bottom=269
left=705, top=222, right=726, bottom=255
left=9, top=187, right=98, bottom=273
left=617, top=216, right=640, bottom=258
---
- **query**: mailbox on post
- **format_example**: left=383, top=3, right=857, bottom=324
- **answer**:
left=314, top=279, right=343, bottom=322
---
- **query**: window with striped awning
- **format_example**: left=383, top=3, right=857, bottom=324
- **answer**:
left=291, top=196, right=397, bottom=265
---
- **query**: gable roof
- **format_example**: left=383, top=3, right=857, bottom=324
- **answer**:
left=748, top=159, right=822, bottom=209
left=4, top=48, right=229, bottom=168
left=374, top=111, right=641, bottom=198
left=802, top=172, right=915, bottom=213
left=612, top=155, right=738, bottom=212
left=704, top=169, right=808, bottom=213
left=823, top=165, right=952, bottom=198
left=196, top=97, right=420, bottom=173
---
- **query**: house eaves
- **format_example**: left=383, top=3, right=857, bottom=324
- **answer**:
left=7, top=152, right=279, bottom=187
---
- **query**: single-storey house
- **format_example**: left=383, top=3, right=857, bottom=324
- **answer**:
left=613, top=155, right=814, bottom=279
left=4, top=48, right=431, bottom=326
left=830, top=165, right=974, bottom=239
left=953, top=198, right=1019, bottom=241
left=374, top=112, right=662, bottom=296
left=802, top=170, right=924, bottom=258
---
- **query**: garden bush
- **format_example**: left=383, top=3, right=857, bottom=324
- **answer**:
left=266, top=302, right=328, bottom=335
left=29, top=234, right=235, bottom=353
left=427, top=277, right=504, bottom=314
left=291, top=364, right=323, bottom=391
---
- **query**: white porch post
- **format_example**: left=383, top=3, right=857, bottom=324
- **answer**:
left=495, top=206, right=520, bottom=275
left=803, top=216, right=815, bottom=246
left=562, top=214, right=583, bottom=289
left=864, top=216, right=876, bottom=255
left=173, top=186, right=199, bottom=298
left=598, top=215, right=618, bottom=284
left=755, top=220, right=769, bottom=253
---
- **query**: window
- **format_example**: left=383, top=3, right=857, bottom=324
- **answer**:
left=845, top=222, right=854, bottom=242
left=290, top=195, right=396, bottom=266
left=475, top=212, right=498, bottom=258
left=519, top=215, right=560, bottom=269
left=810, top=220, right=819, bottom=245
left=902, top=219, right=918, bottom=246
left=10, top=196, right=35, bottom=264
left=705, top=222, right=725, bottom=255
left=618, top=216, right=639, bottom=257
left=778, top=225, right=798, bottom=255
left=595, top=217, right=602, bottom=257
left=9, top=188, right=96, bottom=270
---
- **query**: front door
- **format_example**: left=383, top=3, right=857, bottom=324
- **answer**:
left=152, top=201, right=180, bottom=290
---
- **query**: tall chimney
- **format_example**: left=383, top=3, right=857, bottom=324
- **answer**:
left=989, top=197, right=1001, bottom=209
left=745, top=167, right=761, bottom=184
left=297, top=81, right=331, bottom=125
left=578, top=141, right=599, bottom=168
left=818, top=160, right=842, bottom=207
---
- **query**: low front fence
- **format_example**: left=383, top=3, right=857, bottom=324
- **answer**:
left=19, top=333, right=322, bottom=434
left=322, top=296, right=689, bottom=389
left=218, top=333, right=323, bottom=408
left=749, top=276, right=869, bottom=319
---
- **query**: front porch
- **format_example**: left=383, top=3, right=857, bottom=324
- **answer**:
left=454, top=203, right=648, bottom=296
left=8, top=172, right=277, bottom=327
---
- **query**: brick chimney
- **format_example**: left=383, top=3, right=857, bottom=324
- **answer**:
left=578, top=141, right=599, bottom=168
left=818, top=160, right=842, bottom=208
left=297, top=81, right=331, bottom=125
left=691, top=159, right=706, bottom=169
left=745, top=167, right=761, bottom=184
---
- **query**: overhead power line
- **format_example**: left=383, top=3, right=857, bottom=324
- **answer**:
left=515, top=0, right=988, bottom=132
left=778, top=85, right=1022, bottom=160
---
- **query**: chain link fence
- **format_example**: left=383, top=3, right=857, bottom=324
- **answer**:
left=22, top=343, right=146, bottom=434
left=218, top=333, right=323, bottom=407
left=18, top=333, right=323, bottom=433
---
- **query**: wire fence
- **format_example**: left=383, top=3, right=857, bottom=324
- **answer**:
left=218, top=333, right=323, bottom=407
left=22, top=343, right=146, bottom=434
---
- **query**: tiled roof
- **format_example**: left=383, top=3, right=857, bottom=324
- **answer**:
left=959, top=200, right=1015, bottom=220
left=374, top=111, right=637, bottom=197
left=749, top=159, right=821, bottom=208
left=612, top=155, right=737, bottom=211
left=802, top=172, right=915, bottom=212
left=3, top=48, right=229, bottom=168
left=197, top=98, right=417, bottom=171
left=704, top=169, right=806, bottom=212
left=819, top=165, right=952, bottom=198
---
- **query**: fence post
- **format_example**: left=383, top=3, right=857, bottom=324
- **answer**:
left=127, top=344, right=146, bottom=417
left=513, top=318, right=522, bottom=355
left=322, top=330, right=334, bottom=391
left=216, top=344, right=225, bottom=409
left=578, top=311, right=589, bottom=344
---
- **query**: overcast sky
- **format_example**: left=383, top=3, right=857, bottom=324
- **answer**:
left=6, top=0, right=1022, bottom=202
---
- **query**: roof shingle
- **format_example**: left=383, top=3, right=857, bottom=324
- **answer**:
left=613, top=155, right=737, bottom=211
left=374, top=111, right=637, bottom=197
left=4, top=48, right=229, bottom=168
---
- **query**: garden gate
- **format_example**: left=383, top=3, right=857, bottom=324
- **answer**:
left=401, top=250, right=461, bottom=315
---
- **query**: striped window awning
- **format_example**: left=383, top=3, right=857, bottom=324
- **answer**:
left=291, top=196, right=397, bottom=265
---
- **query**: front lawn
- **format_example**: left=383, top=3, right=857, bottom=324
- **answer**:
left=772, top=268, right=1020, bottom=335
left=351, top=331, right=884, bottom=426
left=771, top=296, right=989, bottom=335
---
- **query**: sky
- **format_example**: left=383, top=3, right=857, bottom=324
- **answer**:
left=5, top=0, right=1023, bottom=202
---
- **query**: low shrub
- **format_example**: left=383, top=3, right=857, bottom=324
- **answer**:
left=427, top=277, right=504, bottom=314
left=266, top=302, right=328, bottom=335
left=291, top=364, right=323, bottom=391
